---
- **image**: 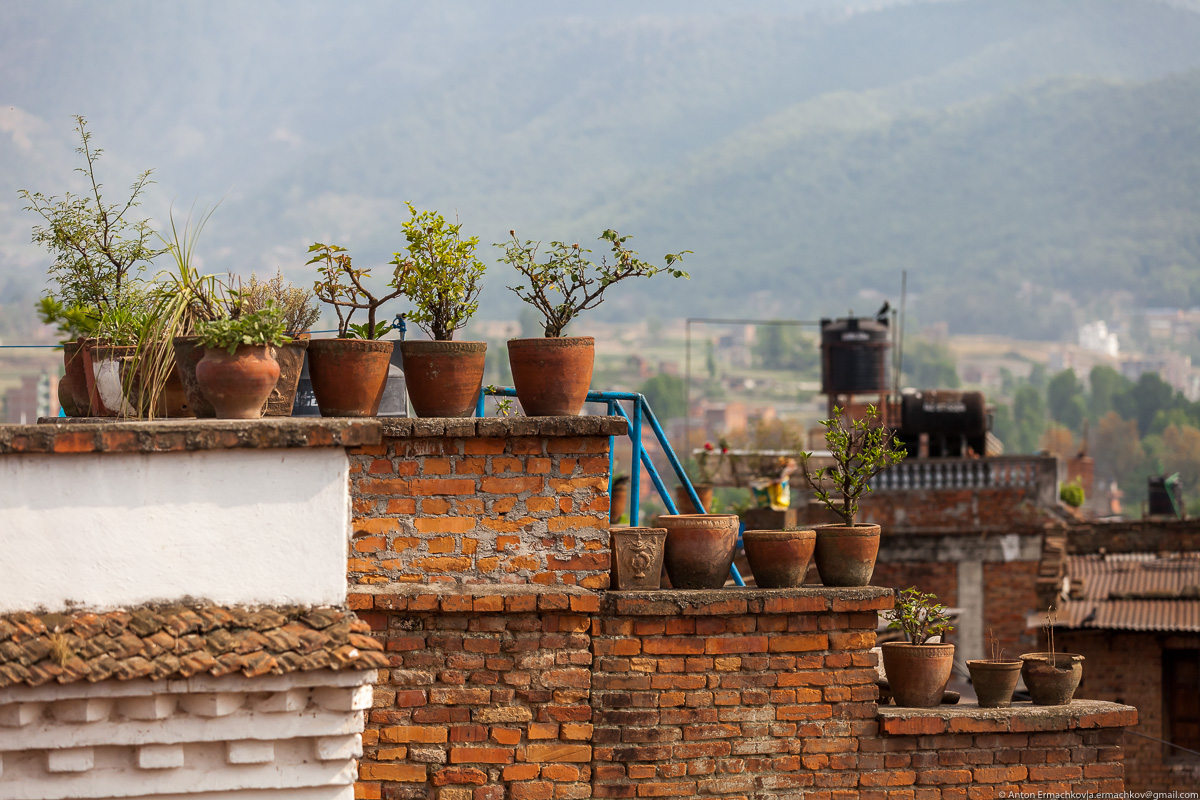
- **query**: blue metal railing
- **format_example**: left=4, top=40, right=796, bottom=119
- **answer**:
left=477, top=386, right=745, bottom=586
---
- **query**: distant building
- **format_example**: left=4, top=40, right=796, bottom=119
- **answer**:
left=3, top=373, right=58, bottom=423
left=1079, top=320, right=1120, bottom=358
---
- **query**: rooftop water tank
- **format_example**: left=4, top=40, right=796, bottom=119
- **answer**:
left=820, top=316, right=890, bottom=395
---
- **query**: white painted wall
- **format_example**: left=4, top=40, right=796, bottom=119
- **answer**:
left=0, top=449, right=350, bottom=613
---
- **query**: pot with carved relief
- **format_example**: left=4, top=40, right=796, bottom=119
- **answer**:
left=609, top=527, right=667, bottom=590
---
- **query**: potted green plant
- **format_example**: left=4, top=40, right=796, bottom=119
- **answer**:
left=966, top=631, right=1023, bottom=708
left=240, top=268, right=321, bottom=416
left=881, top=587, right=956, bottom=708
left=306, top=242, right=404, bottom=417
left=800, top=404, right=906, bottom=587
left=1020, top=607, right=1084, bottom=706
left=21, top=116, right=165, bottom=416
left=496, top=229, right=689, bottom=415
left=194, top=303, right=288, bottom=419
left=390, top=203, right=487, bottom=417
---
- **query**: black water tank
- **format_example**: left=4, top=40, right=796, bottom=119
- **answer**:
left=896, top=390, right=989, bottom=457
left=821, top=317, right=890, bottom=394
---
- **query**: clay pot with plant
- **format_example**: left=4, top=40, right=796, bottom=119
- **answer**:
left=800, top=404, right=905, bottom=587
left=1020, top=607, right=1084, bottom=706
left=306, top=242, right=404, bottom=417
left=881, top=588, right=956, bottom=708
left=194, top=304, right=288, bottom=419
left=966, top=631, right=1022, bottom=708
left=496, top=229, right=689, bottom=416
left=239, top=269, right=321, bottom=416
left=21, top=116, right=166, bottom=417
left=391, top=203, right=487, bottom=417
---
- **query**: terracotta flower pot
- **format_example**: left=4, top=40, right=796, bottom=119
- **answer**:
left=674, top=483, right=714, bottom=513
left=264, top=338, right=309, bottom=417
left=120, top=356, right=193, bottom=418
left=1020, top=652, right=1084, bottom=706
left=90, top=343, right=136, bottom=417
left=61, top=340, right=92, bottom=416
left=400, top=340, right=487, bottom=418
left=743, top=529, right=816, bottom=588
left=813, top=523, right=881, bottom=587
left=966, top=659, right=1022, bottom=708
left=174, top=336, right=217, bottom=418
left=507, top=336, right=594, bottom=416
left=307, top=338, right=395, bottom=417
left=658, top=514, right=740, bottom=589
left=610, top=527, right=667, bottom=590
left=881, top=642, right=956, bottom=709
left=195, top=344, right=280, bottom=419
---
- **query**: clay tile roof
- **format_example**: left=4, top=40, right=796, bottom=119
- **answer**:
left=0, top=605, right=386, bottom=690
left=1032, top=553, right=1200, bottom=633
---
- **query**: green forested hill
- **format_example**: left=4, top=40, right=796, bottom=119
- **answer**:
left=3, top=0, right=1200, bottom=339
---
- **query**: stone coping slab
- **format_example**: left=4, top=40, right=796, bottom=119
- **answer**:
left=379, top=415, right=627, bottom=438
left=878, top=699, right=1139, bottom=735
left=349, top=583, right=601, bottom=614
left=3, top=417, right=381, bottom=455
left=602, top=586, right=894, bottom=616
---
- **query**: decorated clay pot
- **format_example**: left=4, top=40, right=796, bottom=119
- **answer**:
left=195, top=344, right=280, bottom=419
left=307, top=338, right=395, bottom=417
left=658, top=514, right=740, bottom=589
left=400, top=339, right=487, bottom=417
left=743, top=529, right=816, bottom=588
left=507, top=336, right=594, bottom=416
left=264, top=337, right=309, bottom=417
left=610, top=527, right=667, bottom=590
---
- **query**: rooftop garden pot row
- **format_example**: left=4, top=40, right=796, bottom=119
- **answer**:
left=22, top=117, right=690, bottom=420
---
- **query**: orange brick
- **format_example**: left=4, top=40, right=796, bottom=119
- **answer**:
left=541, top=764, right=581, bottom=781
left=478, top=557, right=500, bottom=572
left=457, top=457, right=488, bottom=475
left=359, top=763, right=427, bottom=781
left=492, top=456, right=523, bottom=473
left=355, top=782, right=382, bottom=799
left=423, top=457, right=452, bottom=475
left=547, top=553, right=609, bottom=571
left=387, top=498, right=418, bottom=514
left=411, top=478, right=476, bottom=495
left=381, top=725, right=449, bottom=743
left=347, top=593, right=373, bottom=610
left=527, top=457, right=551, bottom=474
left=497, top=535, right=520, bottom=552
left=547, top=437, right=608, bottom=454
left=526, top=497, right=557, bottom=513
left=350, top=443, right=387, bottom=456
left=462, top=538, right=479, bottom=555
left=493, top=497, right=518, bottom=513
left=481, top=476, right=544, bottom=494
left=369, top=459, right=393, bottom=474
left=355, top=518, right=401, bottom=535
left=559, top=497, right=574, bottom=513
left=521, top=744, right=592, bottom=762
left=428, top=536, right=456, bottom=553
left=465, top=438, right=506, bottom=454
left=547, top=515, right=604, bottom=532
left=491, top=727, right=521, bottom=745
left=391, top=536, right=419, bottom=552
left=414, top=556, right=472, bottom=572
left=504, top=764, right=541, bottom=781
left=354, top=536, right=386, bottom=553
left=578, top=456, right=607, bottom=475
left=509, top=437, right=544, bottom=454
left=347, top=558, right=381, bottom=574
left=456, top=498, right=485, bottom=514
left=358, top=478, right=411, bottom=495
left=415, top=517, right=477, bottom=534
left=450, top=747, right=514, bottom=764
left=422, top=498, right=452, bottom=514
left=503, top=555, right=540, bottom=571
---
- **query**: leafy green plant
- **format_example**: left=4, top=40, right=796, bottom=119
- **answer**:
left=1059, top=477, right=1085, bottom=508
left=800, top=404, right=906, bottom=526
left=20, top=116, right=165, bottom=335
left=486, top=385, right=515, bottom=417
left=241, top=268, right=320, bottom=334
left=390, top=204, right=485, bottom=341
left=496, top=229, right=690, bottom=338
left=887, top=588, right=954, bottom=645
left=197, top=304, right=288, bottom=355
left=308, top=242, right=404, bottom=339
left=37, top=297, right=101, bottom=341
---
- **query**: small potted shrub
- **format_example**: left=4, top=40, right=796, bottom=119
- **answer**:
left=881, top=587, right=956, bottom=708
left=391, top=203, right=487, bottom=417
left=966, top=631, right=1022, bottom=708
left=307, top=242, right=405, bottom=417
left=800, top=404, right=905, bottom=587
left=194, top=304, right=288, bottom=419
left=496, top=229, right=689, bottom=415
left=240, top=269, right=321, bottom=416
left=1020, top=607, right=1084, bottom=705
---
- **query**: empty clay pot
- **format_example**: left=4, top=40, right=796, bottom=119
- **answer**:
left=966, top=659, right=1022, bottom=708
left=743, top=529, right=816, bottom=588
left=1020, top=653, right=1084, bottom=706
left=658, top=514, right=740, bottom=589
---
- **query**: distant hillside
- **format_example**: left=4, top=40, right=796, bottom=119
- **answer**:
left=3, top=0, right=1200, bottom=341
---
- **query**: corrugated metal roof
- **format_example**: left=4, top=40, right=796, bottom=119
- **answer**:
left=1029, top=553, right=1200, bottom=633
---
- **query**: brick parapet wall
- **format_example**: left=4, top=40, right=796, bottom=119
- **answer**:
left=1064, top=518, right=1200, bottom=554
left=857, top=488, right=1058, bottom=535
left=875, top=702, right=1137, bottom=798
left=348, top=417, right=626, bottom=589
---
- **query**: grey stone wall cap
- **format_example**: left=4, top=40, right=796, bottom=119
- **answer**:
left=380, top=416, right=627, bottom=438
left=3, top=417, right=382, bottom=455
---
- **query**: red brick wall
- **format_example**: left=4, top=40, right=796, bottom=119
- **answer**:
left=983, top=560, right=1041, bottom=656
left=348, top=419, right=624, bottom=589
left=1056, top=630, right=1200, bottom=791
left=858, top=488, right=1053, bottom=533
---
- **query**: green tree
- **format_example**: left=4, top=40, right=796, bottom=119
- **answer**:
left=640, top=373, right=688, bottom=421
left=1047, top=368, right=1085, bottom=432
left=1088, top=365, right=1131, bottom=421
left=1091, top=412, right=1151, bottom=507
left=991, top=403, right=1015, bottom=452
left=752, top=325, right=817, bottom=372
left=1129, top=372, right=1175, bottom=436
left=1012, top=384, right=1046, bottom=453
left=1158, top=424, right=1200, bottom=512
left=902, top=338, right=959, bottom=389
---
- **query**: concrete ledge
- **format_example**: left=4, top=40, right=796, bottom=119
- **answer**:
left=5, top=418, right=381, bottom=454
left=379, top=415, right=627, bottom=438
left=878, top=699, right=1139, bottom=735
left=602, top=586, right=894, bottom=616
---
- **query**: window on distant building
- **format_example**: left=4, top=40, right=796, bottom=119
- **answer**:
left=1164, top=649, right=1200, bottom=760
